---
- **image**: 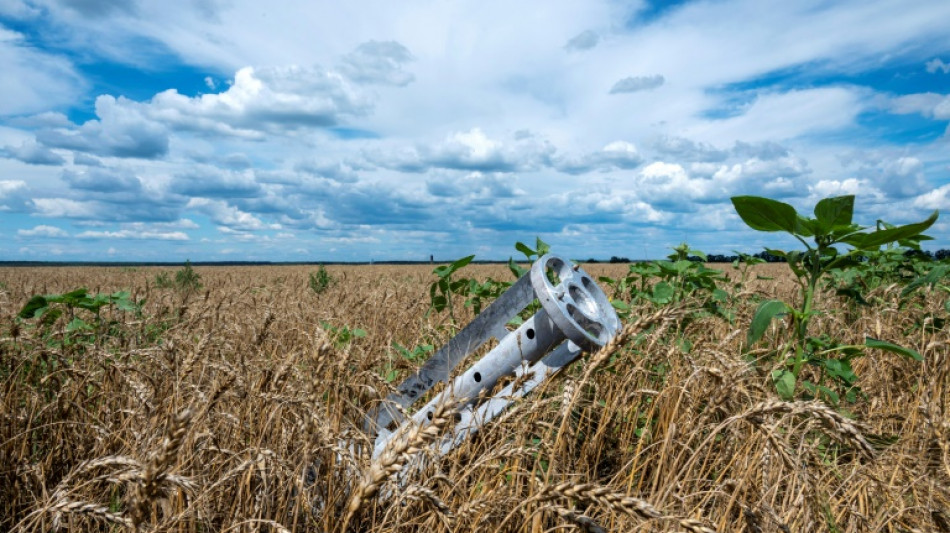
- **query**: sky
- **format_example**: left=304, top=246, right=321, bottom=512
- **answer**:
left=1, top=0, right=949, bottom=262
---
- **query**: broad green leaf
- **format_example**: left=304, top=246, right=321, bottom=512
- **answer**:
left=748, top=299, right=789, bottom=344
left=651, top=282, right=674, bottom=303
left=796, top=216, right=818, bottom=237
left=515, top=242, right=535, bottom=259
left=508, top=257, right=527, bottom=278
left=447, top=254, right=475, bottom=274
left=901, top=264, right=949, bottom=297
left=611, top=299, right=631, bottom=311
left=865, top=337, right=923, bottom=361
left=65, top=318, right=92, bottom=332
left=731, top=196, right=801, bottom=234
left=817, top=384, right=840, bottom=405
left=814, top=195, right=854, bottom=230
left=845, top=211, right=938, bottom=249
left=18, top=295, right=49, bottom=319
left=772, top=369, right=796, bottom=400
left=535, top=237, right=551, bottom=257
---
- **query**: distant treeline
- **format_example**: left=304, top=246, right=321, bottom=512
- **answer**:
left=3, top=249, right=950, bottom=267
left=592, top=249, right=950, bottom=264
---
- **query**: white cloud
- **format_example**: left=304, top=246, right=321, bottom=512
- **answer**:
left=76, top=229, right=189, bottom=240
left=913, top=184, right=950, bottom=210
left=338, top=40, right=415, bottom=86
left=609, top=75, right=665, bottom=94
left=186, top=197, right=278, bottom=231
left=926, top=58, right=950, bottom=74
left=17, top=225, right=68, bottom=237
left=0, top=26, right=85, bottom=115
left=565, top=30, right=600, bottom=51
left=0, top=179, right=29, bottom=211
left=690, top=88, right=863, bottom=142
left=1, top=140, right=65, bottom=165
left=37, top=95, right=169, bottom=158
left=890, top=92, right=950, bottom=120
left=31, top=198, right=99, bottom=218
left=147, top=65, right=369, bottom=136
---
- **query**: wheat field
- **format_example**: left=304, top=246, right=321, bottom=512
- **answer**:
left=0, top=263, right=947, bottom=532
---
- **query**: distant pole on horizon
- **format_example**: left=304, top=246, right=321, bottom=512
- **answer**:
left=430, top=254, right=434, bottom=264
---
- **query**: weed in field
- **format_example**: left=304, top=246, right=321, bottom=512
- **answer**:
left=733, top=194, right=936, bottom=401
left=309, top=265, right=332, bottom=294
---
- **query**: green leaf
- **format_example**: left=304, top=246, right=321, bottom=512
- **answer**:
left=515, top=242, right=535, bottom=259
left=508, top=257, right=527, bottom=278
left=651, top=282, right=674, bottom=304
left=535, top=237, right=550, bottom=257
left=447, top=254, right=475, bottom=274
left=772, top=369, right=796, bottom=400
left=19, top=295, right=49, bottom=319
left=731, top=196, right=801, bottom=234
left=865, top=337, right=923, bottom=361
left=901, top=264, right=949, bottom=297
left=845, top=211, right=938, bottom=249
left=813, top=195, right=854, bottom=230
left=748, top=299, right=789, bottom=344
left=65, top=318, right=92, bottom=332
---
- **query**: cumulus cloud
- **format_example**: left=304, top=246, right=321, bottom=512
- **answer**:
left=17, top=225, right=68, bottom=238
left=426, top=171, right=523, bottom=200
left=565, top=30, right=599, bottom=51
left=926, top=58, right=950, bottom=74
left=914, top=184, right=950, bottom=210
left=554, top=140, right=642, bottom=174
left=609, top=75, right=665, bottom=94
left=371, top=128, right=555, bottom=173
left=169, top=167, right=261, bottom=198
left=186, top=198, right=278, bottom=231
left=0, top=180, right=29, bottom=211
left=294, top=159, right=361, bottom=183
left=809, top=178, right=872, bottom=199
left=1, top=140, right=65, bottom=165
left=841, top=154, right=929, bottom=199
left=339, top=40, right=415, bottom=86
left=62, top=167, right=142, bottom=193
left=76, top=229, right=189, bottom=240
left=36, top=95, right=169, bottom=158
left=651, top=136, right=728, bottom=162
left=147, top=65, right=369, bottom=136
left=889, top=92, right=950, bottom=120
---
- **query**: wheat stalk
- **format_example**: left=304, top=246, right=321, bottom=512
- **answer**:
left=341, top=398, right=457, bottom=530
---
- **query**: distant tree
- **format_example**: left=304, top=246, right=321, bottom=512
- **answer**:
left=609, top=256, right=631, bottom=263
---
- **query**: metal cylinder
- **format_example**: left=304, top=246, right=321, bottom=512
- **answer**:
left=373, top=308, right=564, bottom=458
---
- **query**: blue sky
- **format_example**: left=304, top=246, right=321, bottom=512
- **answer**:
left=1, top=0, right=949, bottom=262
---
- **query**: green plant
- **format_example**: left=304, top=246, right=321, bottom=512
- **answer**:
left=17, top=288, right=142, bottom=349
left=427, top=238, right=551, bottom=324
left=309, top=265, right=332, bottom=294
left=733, top=194, right=936, bottom=401
left=154, top=271, right=173, bottom=288
left=599, top=243, right=732, bottom=321
left=731, top=251, right=767, bottom=291
left=175, top=260, right=202, bottom=293
left=320, top=321, right=366, bottom=349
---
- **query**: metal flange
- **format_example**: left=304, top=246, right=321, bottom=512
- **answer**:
left=530, top=254, right=620, bottom=351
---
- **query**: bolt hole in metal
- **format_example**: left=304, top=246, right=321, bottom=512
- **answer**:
left=568, top=282, right=598, bottom=318
left=427, top=411, right=433, bottom=420
left=473, top=372, right=482, bottom=383
left=526, top=328, right=535, bottom=340
left=566, top=303, right=606, bottom=343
